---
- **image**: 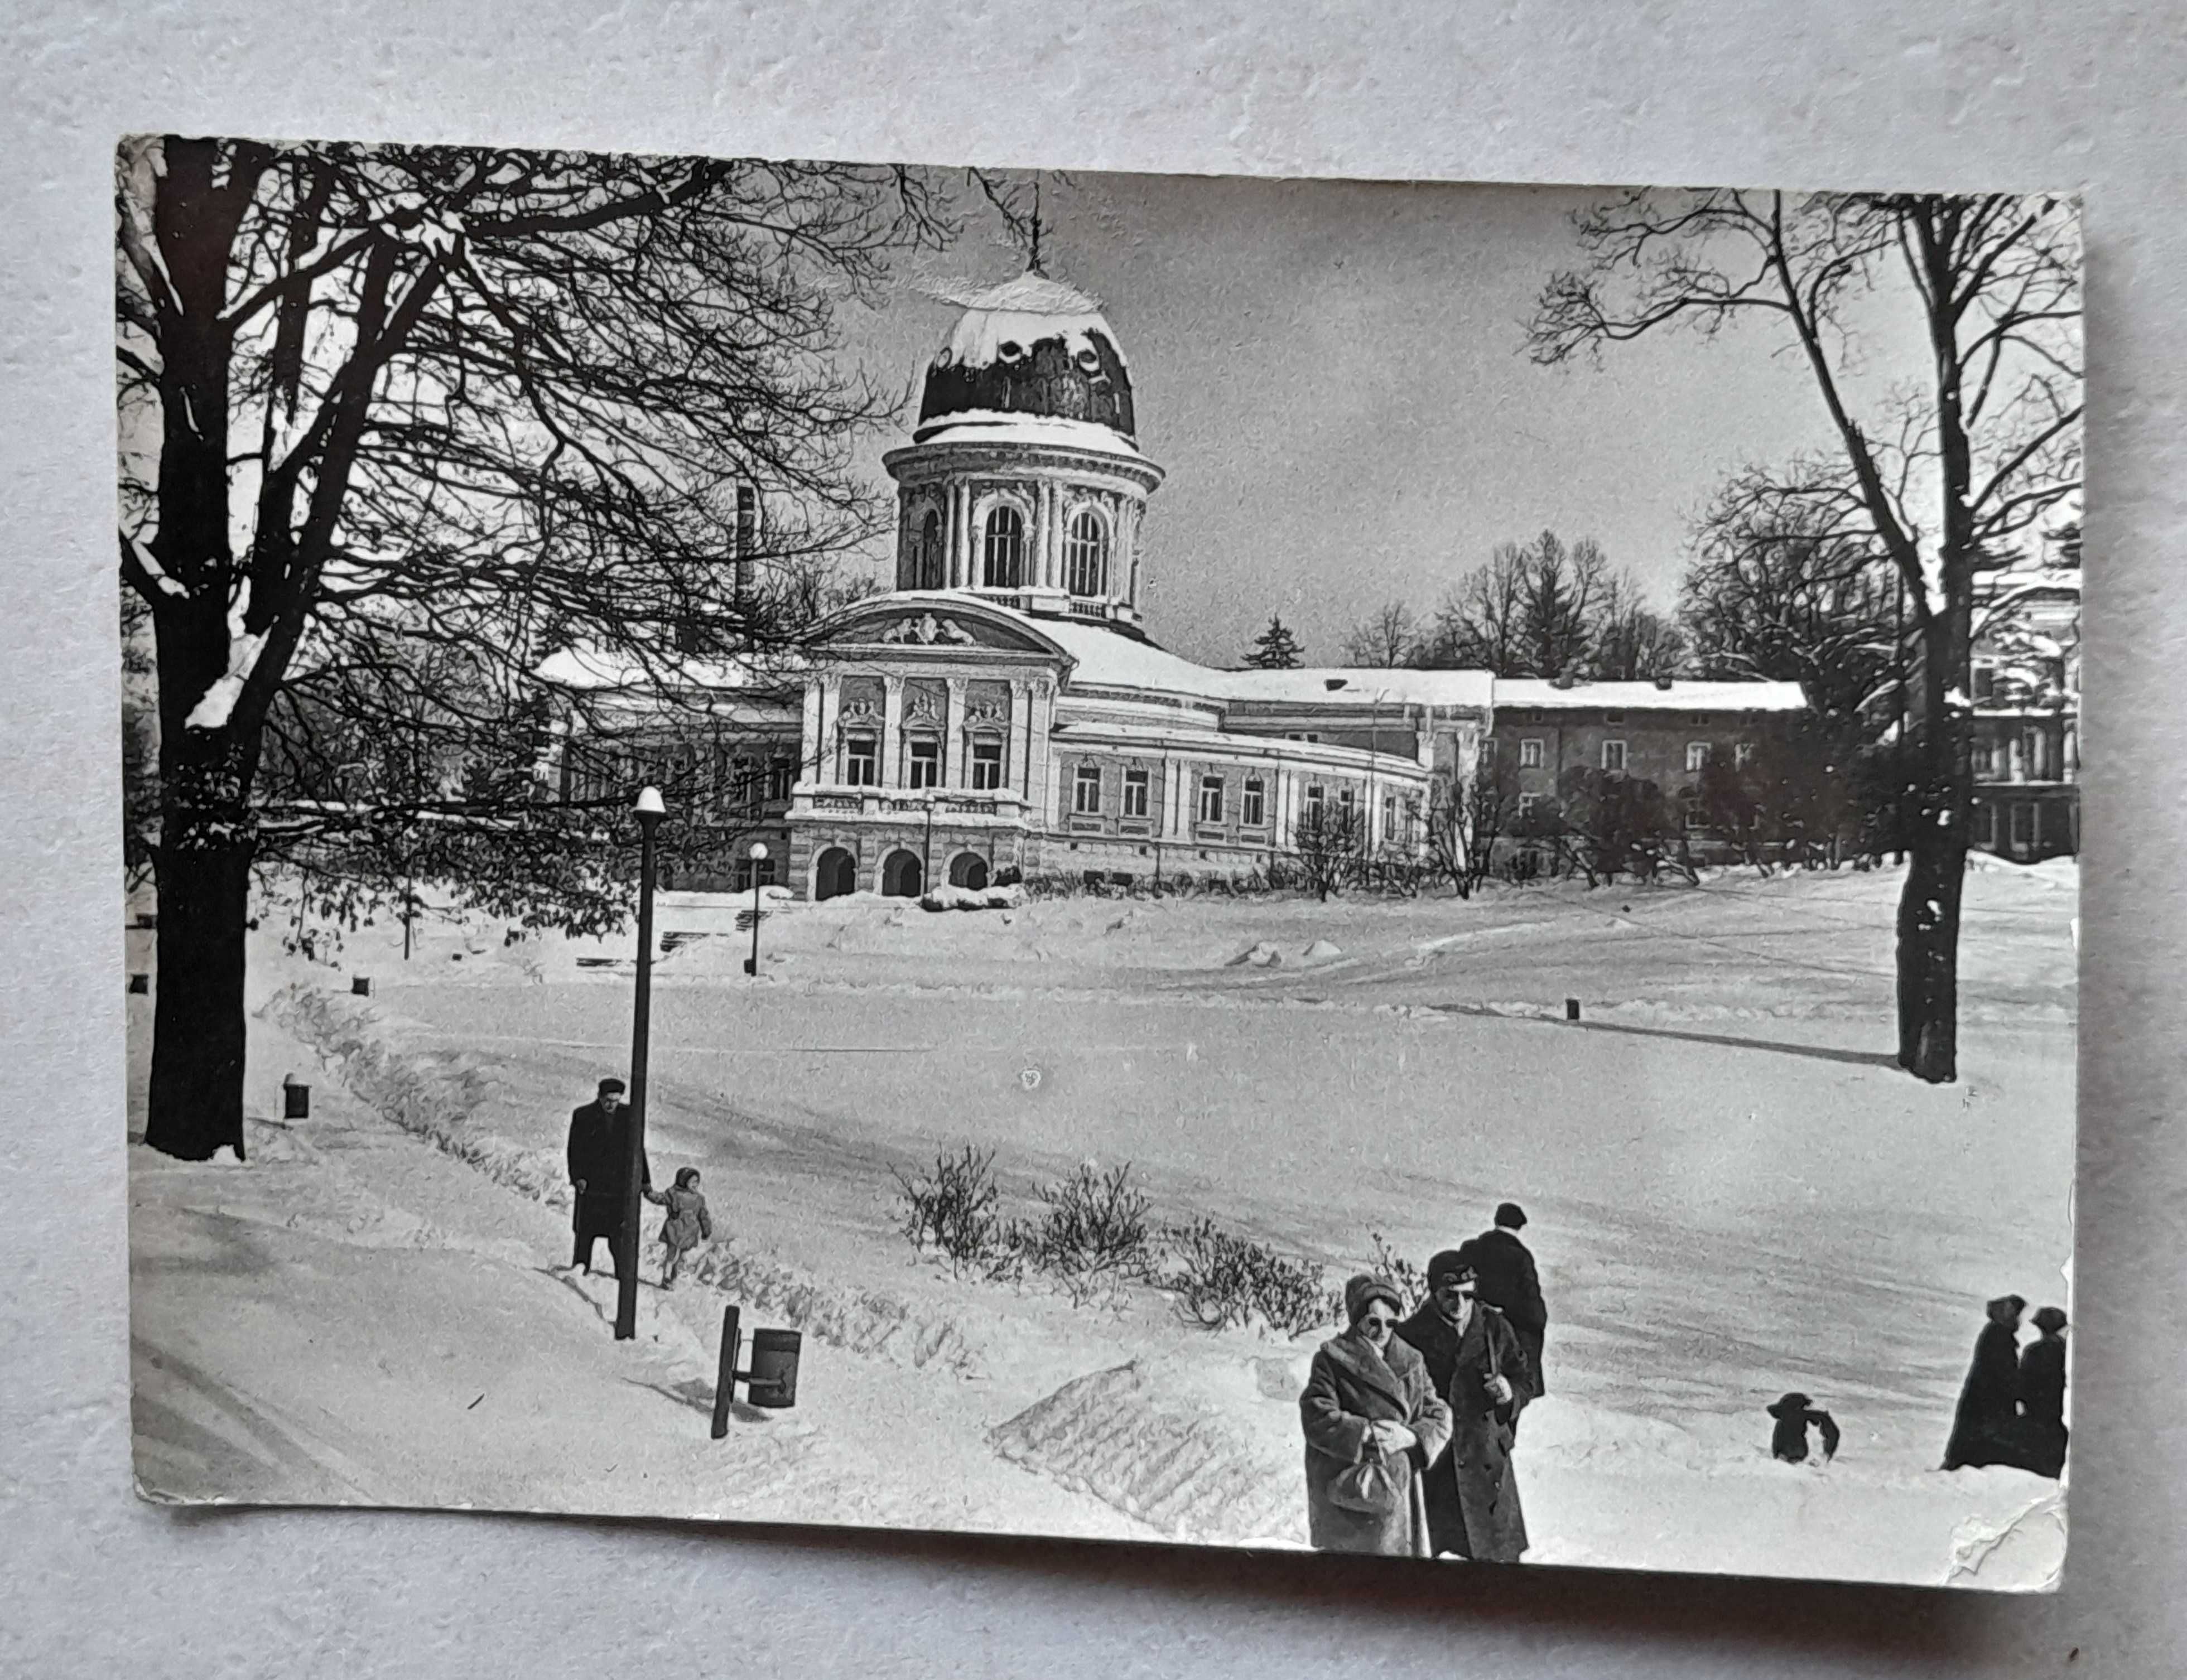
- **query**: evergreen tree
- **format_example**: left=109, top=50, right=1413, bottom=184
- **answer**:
left=1243, top=615, right=1304, bottom=669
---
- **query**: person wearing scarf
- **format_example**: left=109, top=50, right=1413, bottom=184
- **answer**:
left=1299, top=1274, right=1453, bottom=1556
left=1396, top=1242, right=1539, bottom=1562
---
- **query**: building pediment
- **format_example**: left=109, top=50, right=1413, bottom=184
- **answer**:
left=815, top=595, right=1072, bottom=665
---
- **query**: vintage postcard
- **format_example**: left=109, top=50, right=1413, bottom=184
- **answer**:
left=122, top=140, right=2079, bottom=1588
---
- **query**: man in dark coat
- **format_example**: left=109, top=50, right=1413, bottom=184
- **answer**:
left=1469, top=1201, right=1548, bottom=1412
left=1941, top=1294, right=2025, bottom=1470
left=566, top=1077, right=650, bottom=1277
left=2014, top=1306, right=2069, bottom=1479
left=1396, top=1242, right=1539, bottom=1562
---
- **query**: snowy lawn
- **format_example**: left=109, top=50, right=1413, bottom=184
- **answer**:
left=129, top=859, right=2075, bottom=1586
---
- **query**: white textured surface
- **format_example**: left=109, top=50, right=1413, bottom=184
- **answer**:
left=2, top=2, right=2179, bottom=1676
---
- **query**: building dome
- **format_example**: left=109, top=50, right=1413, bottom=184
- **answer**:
left=915, top=272, right=1138, bottom=446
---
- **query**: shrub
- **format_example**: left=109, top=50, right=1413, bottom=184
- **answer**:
left=1369, top=1232, right=1428, bottom=1316
left=893, top=1145, right=1017, bottom=1279
left=1019, top=1161, right=1156, bottom=1306
left=1160, top=1217, right=1338, bottom=1338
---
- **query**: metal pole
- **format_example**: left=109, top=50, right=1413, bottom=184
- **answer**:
left=748, top=866, right=762, bottom=976
left=615, top=807, right=660, bottom=1341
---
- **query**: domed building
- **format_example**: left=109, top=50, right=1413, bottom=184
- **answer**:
left=543, top=263, right=1805, bottom=902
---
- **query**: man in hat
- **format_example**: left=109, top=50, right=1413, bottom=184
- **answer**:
left=1395, top=1242, right=1539, bottom=1562
left=1468, top=1201, right=1548, bottom=1411
left=565, top=1077, right=649, bottom=1277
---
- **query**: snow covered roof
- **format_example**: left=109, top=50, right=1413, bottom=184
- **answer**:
left=916, top=270, right=1139, bottom=443
left=1034, top=615, right=1234, bottom=694
left=908, top=411, right=1149, bottom=462
left=931, top=272, right=1129, bottom=375
left=1216, top=667, right=1495, bottom=710
left=1493, top=678, right=1807, bottom=713
left=536, top=643, right=801, bottom=693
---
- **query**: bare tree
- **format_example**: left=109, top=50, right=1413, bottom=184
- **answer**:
left=1340, top=600, right=1420, bottom=667
left=1420, top=531, right=1614, bottom=676
left=1426, top=753, right=1514, bottom=898
left=1531, top=190, right=2080, bottom=1082
left=117, top=137, right=984, bottom=1159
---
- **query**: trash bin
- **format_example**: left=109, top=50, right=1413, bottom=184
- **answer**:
left=282, top=1078, right=310, bottom=1122
left=745, top=1329, right=802, bottom=1409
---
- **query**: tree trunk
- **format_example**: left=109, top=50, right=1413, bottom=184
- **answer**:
left=144, top=835, right=253, bottom=1160
left=1896, top=812, right=1966, bottom=1083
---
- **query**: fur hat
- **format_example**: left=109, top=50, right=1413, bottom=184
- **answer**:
left=1494, top=1201, right=1528, bottom=1230
left=597, top=1076, right=627, bottom=1096
left=1766, top=1392, right=1813, bottom=1418
left=1343, top=1273, right=1404, bottom=1325
left=1987, top=1293, right=2027, bottom=1324
left=1427, top=1248, right=1478, bottom=1287
left=2032, top=1305, right=2068, bottom=1334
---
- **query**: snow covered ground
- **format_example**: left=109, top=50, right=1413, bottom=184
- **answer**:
left=127, top=858, right=2075, bottom=1587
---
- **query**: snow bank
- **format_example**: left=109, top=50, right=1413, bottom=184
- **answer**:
left=262, top=982, right=981, bottom=1375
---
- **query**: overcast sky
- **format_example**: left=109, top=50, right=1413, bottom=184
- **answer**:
left=831, top=170, right=1934, bottom=669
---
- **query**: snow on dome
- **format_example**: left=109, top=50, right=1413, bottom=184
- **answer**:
left=917, top=270, right=1138, bottom=441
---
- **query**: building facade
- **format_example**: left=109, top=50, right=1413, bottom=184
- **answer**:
left=1969, top=568, right=2081, bottom=861
left=545, top=267, right=1807, bottom=898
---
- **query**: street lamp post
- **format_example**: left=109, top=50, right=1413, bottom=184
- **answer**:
left=744, top=841, right=768, bottom=977
left=615, top=784, right=665, bottom=1342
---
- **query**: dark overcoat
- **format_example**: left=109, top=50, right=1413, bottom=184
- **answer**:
left=567, top=1101, right=651, bottom=1243
left=1397, top=1300, right=1537, bottom=1562
left=1470, top=1227, right=1548, bottom=1393
left=2015, top=1335, right=2069, bottom=1479
left=1299, top=1330, right=1454, bottom=1557
left=1942, top=1320, right=2022, bottom=1470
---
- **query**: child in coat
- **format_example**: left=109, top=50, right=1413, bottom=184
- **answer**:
left=644, top=1167, right=714, bottom=1288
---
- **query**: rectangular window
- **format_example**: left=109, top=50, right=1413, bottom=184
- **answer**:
left=2021, top=727, right=2045, bottom=780
left=734, top=756, right=761, bottom=813
left=1517, top=793, right=1542, bottom=818
left=844, top=735, right=878, bottom=786
left=1683, top=803, right=1707, bottom=831
left=907, top=736, right=940, bottom=790
left=1198, top=774, right=1225, bottom=825
left=1304, top=783, right=1326, bottom=823
left=2011, top=802, right=2035, bottom=848
left=1973, top=663, right=1998, bottom=702
left=971, top=738, right=1003, bottom=791
left=1382, top=793, right=1398, bottom=837
left=1734, top=741, right=1755, bottom=769
left=1242, top=776, right=1266, bottom=827
left=1601, top=740, right=1627, bottom=773
left=1685, top=742, right=1710, bottom=773
left=1073, top=762, right=1103, bottom=814
left=1983, top=802, right=2002, bottom=849
left=1519, top=738, right=1544, bottom=769
left=768, top=755, right=793, bottom=802
left=733, top=855, right=780, bottom=892
left=1123, top=767, right=1150, bottom=818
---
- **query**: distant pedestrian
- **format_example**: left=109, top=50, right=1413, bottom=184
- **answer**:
left=1941, top=1294, right=2025, bottom=1470
left=1468, top=1201, right=1548, bottom=1411
left=645, top=1167, right=714, bottom=1289
left=1766, top=1392, right=1841, bottom=1464
left=1299, top=1275, right=1453, bottom=1557
left=1396, top=1243, right=1538, bottom=1562
left=565, top=1077, right=651, bottom=1278
left=2014, top=1306, right=2069, bottom=1479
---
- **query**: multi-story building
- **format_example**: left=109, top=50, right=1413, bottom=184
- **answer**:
left=1969, top=567, right=2081, bottom=861
left=542, top=265, right=1806, bottom=899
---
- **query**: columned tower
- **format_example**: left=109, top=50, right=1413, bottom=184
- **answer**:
left=882, top=273, right=1164, bottom=630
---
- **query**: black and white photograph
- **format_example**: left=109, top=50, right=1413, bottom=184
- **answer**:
left=119, top=139, right=2080, bottom=1589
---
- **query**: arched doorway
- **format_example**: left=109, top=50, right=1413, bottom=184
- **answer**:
left=813, top=847, right=857, bottom=901
left=948, top=852, right=990, bottom=891
left=880, top=849, right=924, bottom=897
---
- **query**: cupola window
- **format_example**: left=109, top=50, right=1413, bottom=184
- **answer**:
left=982, top=505, right=1025, bottom=588
left=1064, top=509, right=1109, bottom=598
